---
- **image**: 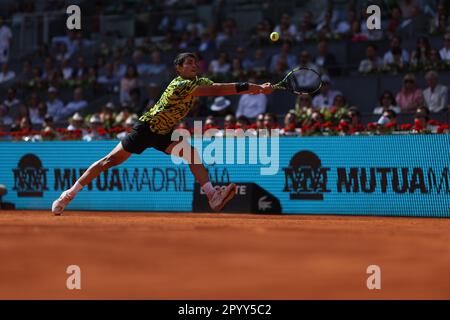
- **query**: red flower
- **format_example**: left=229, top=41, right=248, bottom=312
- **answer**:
left=338, top=121, right=350, bottom=132
left=321, top=121, right=333, bottom=128
left=385, top=122, right=396, bottom=129
left=97, top=127, right=107, bottom=136
left=330, top=106, right=338, bottom=114
left=367, top=122, right=378, bottom=131
left=400, top=124, right=412, bottom=131
left=437, top=124, right=449, bottom=134
left=285, top=123, right=296, bottom=132
left=414, top=119, right=424, bottom=131
left=428, top=119, right=441, bottom=126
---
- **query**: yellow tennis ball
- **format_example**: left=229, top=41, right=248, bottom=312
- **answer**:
left=270, top=32, right=279, bottom=42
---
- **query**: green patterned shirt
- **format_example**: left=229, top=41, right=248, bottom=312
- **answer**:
left=139, top=76, right=214, bottom=134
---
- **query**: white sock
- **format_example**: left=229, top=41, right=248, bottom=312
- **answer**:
left=202, top=182, right=216, bottom=200
left=67, top=181, right=84, bottom=197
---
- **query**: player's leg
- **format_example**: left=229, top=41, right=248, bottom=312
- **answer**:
left=165, top=140, right=236, bottom=211
left=52, top=142, right=131, bottom=215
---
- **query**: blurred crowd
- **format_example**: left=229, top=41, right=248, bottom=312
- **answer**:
left=0, top=0, right=450, bottom=142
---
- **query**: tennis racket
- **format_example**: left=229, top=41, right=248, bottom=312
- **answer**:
left=272, top=67, right=323, bottom=95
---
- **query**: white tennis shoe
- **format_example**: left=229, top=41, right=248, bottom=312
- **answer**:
left=208, top=183, right=237, bottom=212
left=52, top=190, right=74, bottom=216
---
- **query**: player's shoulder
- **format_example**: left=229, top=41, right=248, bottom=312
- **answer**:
left=171, top=76, right=213, bottom=87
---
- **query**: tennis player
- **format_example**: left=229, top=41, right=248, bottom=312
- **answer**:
left=52, top=52, right=273, bottom=215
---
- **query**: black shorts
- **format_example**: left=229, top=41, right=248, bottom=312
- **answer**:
left=121, top=120, right=174, bottom=154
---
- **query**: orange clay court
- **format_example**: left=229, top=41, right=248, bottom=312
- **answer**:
left=1, top=210, right=450, bottom=300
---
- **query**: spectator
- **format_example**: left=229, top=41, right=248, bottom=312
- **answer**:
left=0, top=16, right=12, bottom=63
left=399, top=0, right=420, bottom=20
left=132, top=50, right=149, bottom=75
left=295, top=94, right=313, bottom=110
left=312, top=75, right=342, bottom=109
left=115, top=104, right=136, bottom=126
left=113, top=56, right=127, bottom=79
left=296, top=10, right=317, bottom=42
left=423, top=70, right=448, bottom=113
left=413, top=110, right=431, bottom=132
left=19, top=59, right=33, bottom=82
left=128, top=88, right=142, bottom=114
left=120, top=64, right=139, bottom=104
left=251, top=21, right=271, bottom=46
left=315, top=40, right=339, bottom=75
left=251, top=48, right=268, bottom=74
left=0, top=103, right=13, bottom=126
left=332, top=94, right=348, bottom=109
left=439, top=33, right=450, bottom=61
left=97, top=63, right=119, bottom=87
left=2, top=88, right=21, bottom=120
left=60, top=59, right=73, bottom=80
left=55, top=42, right=71, bottom=62
left=40, top=115, right=59, bottom=141
left=25, top=93, right=41, bottom=125
left=335, top=9, right=357, bottom=36
left=430, top=4, right=448, bottom=32
left=209, top=52, right=231, bottom=78
left=83, top=114, right=109, bottom=141
left=223, top=114, right=236, bottom=130
left=373, top=91, right=401, bottom=115
left=255, top=113, right=265, bottom=130
left=377, top=109, right=398, bottom=130
left=0, top=117, right=12, bottom=140
left=280, top=112, right=300, bottom=136
left=147, top=51, right=167, bottom=75
left=430, top=11, right=447, bottom=34
left=263, top=112, right=279, bottom=133
left=99, top=102, right=116, bottom=130
left=426, top=48, right=445, bottom=70
left=295, top=51, right=319, bottom=87
left=230, top=58, right=245, bottom=81
left=236, top=47, right=253, bottom=71
left=395, top=74, right=424, bottom=113
left=209, top=96, right=232, bottom=117
left=316, top=9, right=337, bottom=34
left=345, top=37, right=378, bottom=71
left=186, top=14, right=205, bottom=36
left=216, top=18, right=238, bottom=48
left=143, top=83, right=161, bottom=112
left=46, top=87, right=64, bottom=121
left=270, top=41, right=296, bottom=73
left=71, top=56, right=88, bottom=81
left=59, top=87, right=88, bottom=120
left=15, top=116, right=37, bottom=141
left=0, top=63, right=15, bottom=83
left=347, top=107, right=364, bottom=133
left=235, top=77, right=268, bottom=118
left=387, top=5, right=403, bottom=36
left=117, top=116, right=137, bottom=140
left=236, top=115, right=251, bottom=131
left=67, top=112, right=85, bottom=132
left=273, top=13, right=297, bottom=40
left=383, top=36, right=410, bottom=67
left=198, top=31, right=216, bottom=52
left=410, top=36, right=431, bottom=67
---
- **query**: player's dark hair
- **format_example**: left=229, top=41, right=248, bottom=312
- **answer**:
left=173, top=52, right=197, bottom=66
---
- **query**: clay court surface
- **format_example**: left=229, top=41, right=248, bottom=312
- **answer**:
left=1, top=210, right=450, bottom=299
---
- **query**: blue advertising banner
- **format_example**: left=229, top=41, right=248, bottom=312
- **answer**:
left=0, top=135, right=449, bottom=216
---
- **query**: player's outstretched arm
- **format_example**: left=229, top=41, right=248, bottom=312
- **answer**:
left=193, top=82, right=273, bottom=97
